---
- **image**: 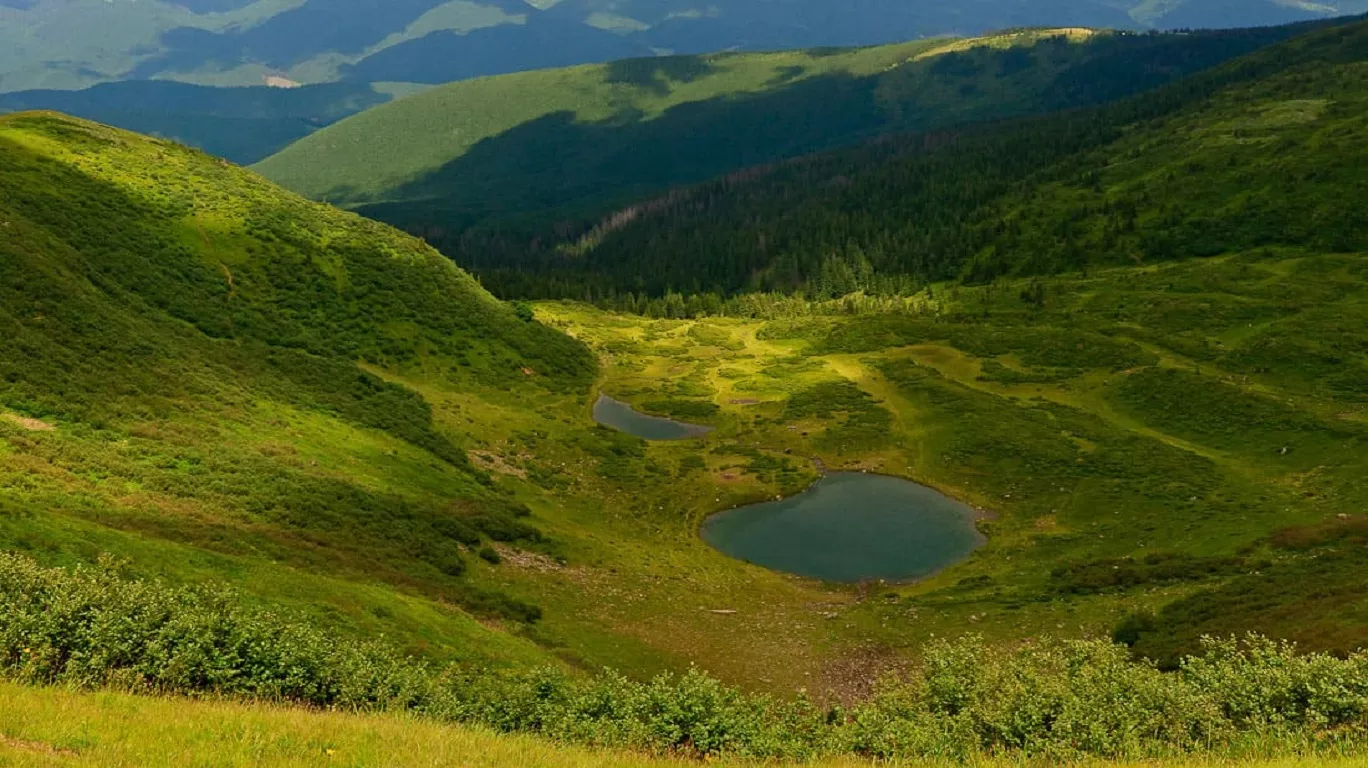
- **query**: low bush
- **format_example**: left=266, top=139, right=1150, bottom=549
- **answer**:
left=2, top=553, right=1366, bottom=761
left=0, top=553, right=432, bottom=708
left=640, top=399, right=721, bottom=421
left=1051, top=552, right=1251, bottom=595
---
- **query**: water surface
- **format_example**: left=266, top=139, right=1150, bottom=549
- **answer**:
left=593, top=394, right=713, bottom=441
left=702, top=472, right=983, bottom=583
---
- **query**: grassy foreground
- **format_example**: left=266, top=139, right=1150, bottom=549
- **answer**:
left=0, top=683, right=1361, bottom=768
left=0, top=682, right=680, bottom=768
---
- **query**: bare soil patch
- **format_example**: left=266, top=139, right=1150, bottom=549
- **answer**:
left=1, top=734, right=77, bottom=756
left=491, top=545, right=592, bottom=584
left=2, top=413, right=54, bottom=432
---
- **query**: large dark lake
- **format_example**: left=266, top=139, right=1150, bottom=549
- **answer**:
left=593, top=394, right=713, bottom=441
left=701, top=472, right=983, bottom=583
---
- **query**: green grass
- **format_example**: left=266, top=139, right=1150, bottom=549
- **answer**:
left=7, top=111, right=1368, bottom=690
left=4, top=683, right=1365, bottom=768
left=537, top=247, right=1368, bottom=669
left=0, top=110, right=594, bottom=668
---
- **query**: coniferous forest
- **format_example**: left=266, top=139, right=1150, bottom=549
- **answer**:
left=422, top=18, right=1368, bottom=309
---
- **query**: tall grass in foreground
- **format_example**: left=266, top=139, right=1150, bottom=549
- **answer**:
left=1, top=552, right=1365, bottom=762
left=10, top=684, right=1365, bottom=768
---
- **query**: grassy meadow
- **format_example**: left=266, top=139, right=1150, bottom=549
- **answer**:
left=529, top=250, right=1368, bottom=675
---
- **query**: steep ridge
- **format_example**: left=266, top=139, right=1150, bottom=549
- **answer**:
left=0, top=111, right=594, bottom=664
left=472, top=15, right=1368, bottom=299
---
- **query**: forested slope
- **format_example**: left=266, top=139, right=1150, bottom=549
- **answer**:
left=468, top=15, right=1368, bottom=300
left=257, top=22, right=1319, bottom=240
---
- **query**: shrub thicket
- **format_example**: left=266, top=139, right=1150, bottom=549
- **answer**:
left=2, top=553, right=1365, bottom=761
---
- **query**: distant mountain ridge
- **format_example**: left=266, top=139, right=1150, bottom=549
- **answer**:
left=0, top=80, right=399, bottom=164
left=455, top=14, right=1368, bottom=300
left=251, top=18, right=1338, bottom=286
left=3, top=0, right=1365, bottom=93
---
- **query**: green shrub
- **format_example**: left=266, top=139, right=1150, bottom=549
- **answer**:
left=1183, top=635, right=1368, bottom=729
left=639, top=399, right=720, bottom=421
left=0, top=553, right=431, bottom=708
left=2, top=553, right=1366, bottom=762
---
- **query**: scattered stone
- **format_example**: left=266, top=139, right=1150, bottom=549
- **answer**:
left=467, top=450, right=528, bottom=478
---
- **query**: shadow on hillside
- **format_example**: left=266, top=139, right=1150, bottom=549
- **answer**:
left=380, top=72, right=889, bottom=215
left=351, top=22, right=1321, bottom=244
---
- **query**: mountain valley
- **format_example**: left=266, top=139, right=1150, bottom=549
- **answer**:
left=2, top=8, right=1368, bottom=767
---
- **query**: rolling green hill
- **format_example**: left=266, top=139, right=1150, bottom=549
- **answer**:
left=466, top=14, right=1368, bottom=300
left=254, top=37, right=956, bottom=204
left=255, top=21, right=1322, bottom=251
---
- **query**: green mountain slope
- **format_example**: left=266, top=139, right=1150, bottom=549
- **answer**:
left=471, top=15, right=1368, bottom=299
left=0, top=110, right=594, bottom=667
left=253, top=38, right=953, bottom=204
left=256, top=22, right=1320, bottom=249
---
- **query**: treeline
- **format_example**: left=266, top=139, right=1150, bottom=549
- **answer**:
left=4, top=552, right=1367, bottom=762
left=447, top=16, right=1368, bottom=302
left=534, top=286, right=939, bottom=321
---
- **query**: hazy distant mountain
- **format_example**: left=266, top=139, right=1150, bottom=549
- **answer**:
left=3, top=0, right=1364, bottom=93
left=0, top=80, right=396, bottom=164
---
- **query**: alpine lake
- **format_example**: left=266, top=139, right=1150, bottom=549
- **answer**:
left=594, top=395, right=983, bottom=583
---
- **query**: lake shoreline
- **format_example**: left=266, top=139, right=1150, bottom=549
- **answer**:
left=592, top=393, right=715, bottom=440
left=700, top=471, right=986, bottom=585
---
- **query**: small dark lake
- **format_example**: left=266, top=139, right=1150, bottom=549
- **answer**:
left=701, top=472, right=983, bottom=583
left=593, top=394, right=714, bottom=441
